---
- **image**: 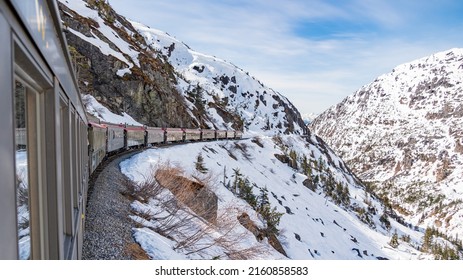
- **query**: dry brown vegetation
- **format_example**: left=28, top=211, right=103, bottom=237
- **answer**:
left=124, top=162, right=269, bottom=259
left=124, top=242, right=150, bottom=260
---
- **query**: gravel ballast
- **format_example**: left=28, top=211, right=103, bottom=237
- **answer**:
left=82, top=152, right=140, bottom=260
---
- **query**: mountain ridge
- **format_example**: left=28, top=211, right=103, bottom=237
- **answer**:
left=59, top=0, right=306, bottom=135
left=58, top=0, right=457, bottom=259
left=310, top=48, right=463, bottom=243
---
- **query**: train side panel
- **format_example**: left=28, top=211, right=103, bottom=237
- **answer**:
left=88, top=123, right=107, bottom=173
left=201, top=129, right=216, bottom=140
left=226, top=130, right=236, bottom=139
left=146, top=127, right=165, bottom=144
left=216, top=130, right=227, bottom=139
left=125, top=126, right=145, bottom=148
left=165, top=128, right=184, bottom=142
left=184, top=128, right=201, bottom=141
left=107, top=125, right=125, bottom=152
left=235, top=131, right=243, bottom=139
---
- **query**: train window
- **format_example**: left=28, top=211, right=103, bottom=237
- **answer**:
left=60, top=98, right=73, bottom=242
left=14, top=79, right=30, bottom=260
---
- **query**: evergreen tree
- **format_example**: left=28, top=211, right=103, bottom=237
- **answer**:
left=389, top=230, right=399, bottom=248
left=195, top=153, right=208, bottom=173
left=301, top=155, right=309, bottom=175
left=193, top=84, right=205, bottom=113
left=259, top=204, right=284, bottom=236
left=238, top=177, right=257, bottom=208
left=317, top=156, right=325, bottom=171
left=231, top=168, right=242, bottom=194
left=341, top=185, right=351, bottom=206
left=422, top=227, right=434, bottom=252
left=257, top=186, right=270, bottom=210
left=379, top=213, right=391, bottom=231
left=289, top=150, right=298, bottom=169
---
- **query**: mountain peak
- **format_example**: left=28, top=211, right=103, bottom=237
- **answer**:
left=311, top=48, right=463, bottom=243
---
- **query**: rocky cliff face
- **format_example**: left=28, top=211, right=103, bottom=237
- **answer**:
left=60, top=0, right=197, bottom=128
left=58, top=0, right=306, bottom=135
left=310, top=49, right=463, bottom=239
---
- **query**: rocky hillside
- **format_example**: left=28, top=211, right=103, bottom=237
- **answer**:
left=58, top=0, right=461, bottom=259
left=310, top=49, right=463, bottom=243
left=58, top=0, right=306, bottom=135
left=121, top=135, right=434, bottom=259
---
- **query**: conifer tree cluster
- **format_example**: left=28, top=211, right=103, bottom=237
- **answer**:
left=229, top=168, right=283, bottom=235
left=272, top=140, right=355, bottom=210
left=421, top=227, right=461, bottom=260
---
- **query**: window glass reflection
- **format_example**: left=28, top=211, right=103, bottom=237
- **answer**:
left=15, top=80, right=30, bottom=260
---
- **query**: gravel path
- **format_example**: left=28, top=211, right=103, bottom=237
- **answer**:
left=82, top=151, right=140, bottom=260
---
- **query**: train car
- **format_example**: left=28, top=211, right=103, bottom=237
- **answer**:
left=226, top=130, right=236, bottom=139
left=0, top=0, right=249, bottom=261
left=106, top=124, right=125, bottom=153
left=184, top=128, right=201, bottom=141
left=125, top=125, right=145, bottom=148
left=216, top=130, right=227, bottom=139
left=88, top=122, right=107, bottom=174
left=146, top=127, right=165, bottom=145
left=165, top=128, right=185, bottom=143
left=0, top=0, right=89, bottom=259
left=201, top=129, right=216, bottom=141
left=235, top=131, right=243, bottom=139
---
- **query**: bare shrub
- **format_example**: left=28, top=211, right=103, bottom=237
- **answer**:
left=251, top=137, right=264, bottom=148
left=124, top=243, right=150, bottom=260
left=155, top=165, right=218, bottom=224
left=225, top=245, right=269, bottom=260
left=219, top=143, right=238, bottom=160
left=121, top=174, right=163, bottom=202
left=16, top=174, right=29, bottom=207
left=127, top=161, right=274, bottom=259
left=233, top=142, right=253, bottom=161
left=175, top=204, right=267, bottom=259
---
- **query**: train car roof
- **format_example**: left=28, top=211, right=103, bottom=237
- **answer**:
left=124, top=125, right=145, bottom=131
left=88, top=122, right=107, bottom=129
left=10, top=0, right=88, bottom=123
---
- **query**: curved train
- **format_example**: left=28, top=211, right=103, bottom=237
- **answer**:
left=0, top=0, right=241, bottom=260
left=88, top=122, right=242, bottom=174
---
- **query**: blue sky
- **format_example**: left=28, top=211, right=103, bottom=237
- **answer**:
left=108, top=0, right=463, bottom=115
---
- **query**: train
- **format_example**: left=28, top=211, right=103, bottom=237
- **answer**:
left=0, top=0, right=241, bottom=260
left=88, top=122, right=242, bottom=174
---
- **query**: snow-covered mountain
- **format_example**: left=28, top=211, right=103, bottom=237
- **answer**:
left=131, top=21, right=306, bottom=135
left=58, top=1, right=460, bottom=260
left=121, top=135, right=430, bottom=260
left=58, top=0, right=305, bottom=135
left=301, top=113, right=319, bottom=125
left=310, top=49, right=463, bottom=245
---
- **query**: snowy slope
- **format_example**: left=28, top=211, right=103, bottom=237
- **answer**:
left=59, top=0, right=454, bottom=260
left=311, top=49, right=463, bottom=242
left=131, top=22, right=306, bottom=135
left=302, top=113, right=319, bottom=124
left=82, top=94, right=142, bottom=125
left=121, top=136, right=431, bottom=260
left=59, top=0, right=306, bottom=135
